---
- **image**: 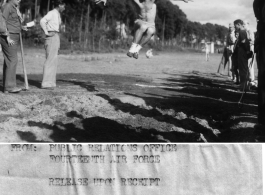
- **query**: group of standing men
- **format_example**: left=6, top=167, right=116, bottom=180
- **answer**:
left=225, top=0, right=265, bottom=129
left=0, top=0, right=106, bottom=93
left=225, top=20, right=255, bottom=91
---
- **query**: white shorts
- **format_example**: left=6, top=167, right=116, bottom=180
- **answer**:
left=135, top=19, right=156, bottom=33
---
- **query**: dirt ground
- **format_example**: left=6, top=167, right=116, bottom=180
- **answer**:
left=0, top=48, right=263, bottom=143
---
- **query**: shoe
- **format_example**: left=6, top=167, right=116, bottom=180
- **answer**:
left=127, top=52, right=133, bottom=58
left=41, top=86, right=55, bottom=90
left=133, top=52, right=139, bottom=59
left=4, top=89, right=21, bottom=93
left=4, top=87, right=22, bottom=93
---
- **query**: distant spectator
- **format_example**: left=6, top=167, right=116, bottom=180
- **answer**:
left=205, top=42, right=210, bottom=61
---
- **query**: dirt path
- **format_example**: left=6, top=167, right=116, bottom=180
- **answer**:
left=0, top=49, right=262, bottom=142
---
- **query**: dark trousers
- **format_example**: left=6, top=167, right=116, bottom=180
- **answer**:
left=232, top=54, right=239, bottom=83
left=0, top=33, right=20, bottom=91
left=257, top=38, right=265, bottom=125
left=238, top=47, right=249, bottom=89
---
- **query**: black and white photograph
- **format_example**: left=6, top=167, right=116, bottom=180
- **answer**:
left=0, top=0, right=264, bottom=143
left=0, top=1, right=264, bottom=194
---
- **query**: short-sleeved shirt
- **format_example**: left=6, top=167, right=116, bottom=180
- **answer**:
left=40, top=9, right=61, bottom=33
left=1, top=2, right=21, bottom=34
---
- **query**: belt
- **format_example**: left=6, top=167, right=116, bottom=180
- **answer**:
left=48, top=31, right=59, bottom=33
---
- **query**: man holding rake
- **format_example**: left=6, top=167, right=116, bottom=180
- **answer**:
left=0, top=0, right=28, bottom=93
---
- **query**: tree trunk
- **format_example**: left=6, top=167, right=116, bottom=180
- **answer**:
left=84, top=3, right=90, bottom=50
left=29, top=8, right=32, bottom=21
left=92, top=15, right=97, bottom=52
left=162, top=16, right=166, bottom=47
left=100, top=10, right=105, bottom=29
left=47, top=0, right=50, bottom=13
left=79, top=7, right=84, bottom=44
left=34, top=0, right=38, bottom=18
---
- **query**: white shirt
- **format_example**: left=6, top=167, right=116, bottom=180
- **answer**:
left=40, top=9, right=61, bottom=33
left=246, top=29, right=254, bottom=42
left=226, top=30, right=236, bottom=51
left=205, top=43, right=211, bottom=53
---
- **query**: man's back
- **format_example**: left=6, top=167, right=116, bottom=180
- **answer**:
left=238, top=29, right=249, bottom=49
left=40, top=9, right=61, bottom=33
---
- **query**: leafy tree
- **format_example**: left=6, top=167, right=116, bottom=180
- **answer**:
left=17, top=0, right=228, bottom=50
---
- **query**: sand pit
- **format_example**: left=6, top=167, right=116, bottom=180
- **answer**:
left=0, top=92, right=205, bottom=142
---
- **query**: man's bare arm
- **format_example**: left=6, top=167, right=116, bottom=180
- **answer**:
left=95, top=0, right=107, bottom=6
left=172, top=0, right=193, bottom=3
left=153, top=4, right=157, bottom=17
left=133, top=0, right=143, bottom=8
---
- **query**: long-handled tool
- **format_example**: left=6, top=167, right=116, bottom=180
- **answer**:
left=19, top=32, right=29, bottom=90
left=217, top=52, right=224, bottom=73
left=238, top=53, right=256, bottom=109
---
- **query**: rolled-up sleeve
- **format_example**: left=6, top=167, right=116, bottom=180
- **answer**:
left=40, top=11, right=53, bottom=34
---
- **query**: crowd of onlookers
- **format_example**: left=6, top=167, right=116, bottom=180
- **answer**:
left=224, top=20, right=256, bottom=91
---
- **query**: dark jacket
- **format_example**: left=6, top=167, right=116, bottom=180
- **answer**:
left=1, top=2, right=21, bottom=34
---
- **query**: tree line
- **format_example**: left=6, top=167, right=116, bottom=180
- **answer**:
left=1, top=0, right=228, bottom=51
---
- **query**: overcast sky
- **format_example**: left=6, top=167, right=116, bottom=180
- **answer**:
left=172, top=0, right=256, bottom=31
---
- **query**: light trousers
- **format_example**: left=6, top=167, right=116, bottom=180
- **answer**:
left=42, top=33, right=60, bottom=88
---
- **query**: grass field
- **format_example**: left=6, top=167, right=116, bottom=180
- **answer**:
left=0, top=48, right=261, bottom=142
